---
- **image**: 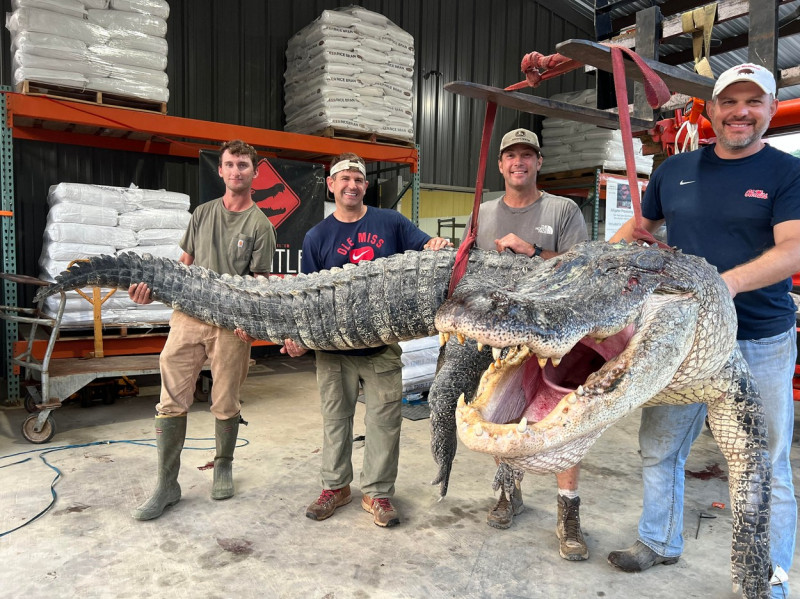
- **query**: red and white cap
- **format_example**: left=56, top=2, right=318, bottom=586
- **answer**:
left=712, top=63, right=777, bottom=98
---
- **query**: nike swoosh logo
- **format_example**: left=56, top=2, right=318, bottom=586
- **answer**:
left=351, top=248, right=371, bottom=261
left=679, top=180, right=695, bottom=185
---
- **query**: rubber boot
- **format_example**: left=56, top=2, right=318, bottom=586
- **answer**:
left=132, top=415, right=186, bottom=521
left=211, top=416, right=239, bottom=500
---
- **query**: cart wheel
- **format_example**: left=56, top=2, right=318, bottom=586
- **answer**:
left=24, top=396, right=39, bottom=414
left=21, top=414, right=56, bottom=444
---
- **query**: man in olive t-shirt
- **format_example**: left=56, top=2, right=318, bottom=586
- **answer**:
left=127, top=139, right=276, bottom=521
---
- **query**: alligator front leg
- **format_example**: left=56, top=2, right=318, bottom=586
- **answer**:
left=428, top=338, right=492, bottom=497
left=706, top=354, right=771, bottom=599
left=492, top=461, right=524, bottom=497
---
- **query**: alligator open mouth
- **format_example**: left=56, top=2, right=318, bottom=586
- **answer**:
left=450, top=324, right=635, bottom=462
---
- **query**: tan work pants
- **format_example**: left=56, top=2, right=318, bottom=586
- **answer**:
left=157, top=311, right=251, bottom=419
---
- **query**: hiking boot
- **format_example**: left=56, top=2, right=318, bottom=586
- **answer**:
left=305, top=485, right=351, bottom=521
left=361, top=494, right=400, bottom=527
left=487, top=485, right=524, bottom=529
left=556, top=495, right=589, bottom=561
left=607, top=541, right=679, bottom=572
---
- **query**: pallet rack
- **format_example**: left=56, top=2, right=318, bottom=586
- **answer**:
left=0, top=88, right=420, bottom=406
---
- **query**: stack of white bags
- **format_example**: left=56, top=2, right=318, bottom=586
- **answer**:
left=539, top=88, right=654, bottom=176
left=7, top=0, right=170, bottom=103
left=284, top=6, right=415, bottom=143
left=40, top=182, right=189, bottom=326
left=398, top=336, right=439, bottom=395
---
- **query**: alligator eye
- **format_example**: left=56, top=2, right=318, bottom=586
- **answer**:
left=631, top=250, right=665, bottom=271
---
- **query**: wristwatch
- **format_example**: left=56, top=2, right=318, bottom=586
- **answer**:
left=532, top=244, right=543, bottom=257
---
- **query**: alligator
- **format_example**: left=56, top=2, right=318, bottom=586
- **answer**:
left=35, top=242, right=770, bottom=598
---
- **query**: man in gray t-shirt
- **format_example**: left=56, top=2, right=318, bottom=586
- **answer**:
left=463, top=128, right=589, bottom=561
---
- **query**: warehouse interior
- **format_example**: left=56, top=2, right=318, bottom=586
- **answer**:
left=1, top=0, right=800, bottom=598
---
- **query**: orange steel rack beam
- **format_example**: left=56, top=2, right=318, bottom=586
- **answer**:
left=4, top=92, right=419, bottom=171
left=12, top=336, right=274, bottom=368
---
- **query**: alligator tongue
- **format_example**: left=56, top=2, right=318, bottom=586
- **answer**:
left=525, top=325, right=634, bottom=421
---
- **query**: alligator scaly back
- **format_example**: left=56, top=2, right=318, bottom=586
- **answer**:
left=34, top=249, right=535, bottom=351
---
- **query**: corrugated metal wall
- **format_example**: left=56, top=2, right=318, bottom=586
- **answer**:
left=0, top=0, right=592, bottom=289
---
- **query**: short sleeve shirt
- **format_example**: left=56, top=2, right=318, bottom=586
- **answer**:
left=181, top=198, right=276, bottom=276
left=643, top=144, right=800, bottom=339
left=465, top=191, right=589, bottom=252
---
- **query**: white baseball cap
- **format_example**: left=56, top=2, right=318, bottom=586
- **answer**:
left=499, top=128, right=540, bottom=154
left=712, top=63, right=777, bottom=98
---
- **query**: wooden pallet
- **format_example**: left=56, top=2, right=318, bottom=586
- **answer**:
left=539, top=167, right=603, bottom=183
left=539, top=166, right=650, bottom=183
left=312, top=126, right=415, bottom=148
left=54, top=321, right=171, bottom=336
left=16, top=80, right=167, bottom=115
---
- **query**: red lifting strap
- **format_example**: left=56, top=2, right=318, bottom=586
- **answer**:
left=607, top=44, right=671, bottom=247
left=508, top=52, right=583, bottom=91
left=448, top=100, right=497, bottom=297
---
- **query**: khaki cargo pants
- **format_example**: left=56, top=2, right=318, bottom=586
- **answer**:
left=315, top=344, right=403, bottom=498
left=157, top=311, right=251, bottom=419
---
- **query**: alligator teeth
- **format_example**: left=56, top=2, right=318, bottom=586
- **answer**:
left=516, top=417, right=528, bottom=432
left=551, top=356, right=562, bottom=367
left=576, top=385, right=585, bottom=396
left=474, top=423, right=484, bottom=436
left=439, top=332, right=450, bottom=346
left=494, top=358, right=502, bottom=369
left=567, top=393, right=577, bottom=404
left=456, top=393, right=466, bottom=407
left=456, top=333, right=465, bottom=345
left=488, top=362, right=496, bottom=374
left=538, top=356, right=548, bottom=369
left=492, top=347, right=502, bottom=361
left=477, top=342, right=484, bottom=352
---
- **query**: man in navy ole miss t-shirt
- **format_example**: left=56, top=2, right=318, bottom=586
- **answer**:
left=281, top=152, right=451, bottom=528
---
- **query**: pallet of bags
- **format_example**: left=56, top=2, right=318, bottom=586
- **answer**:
left=399, top=335, right=440, bottom=395
left=539, top=89, right=654, bottom=176
left=284, top=6, right=415, bottom=144
left=39, top=182, right=188, bottom=327
left=7, top=0, right=170, bottom=109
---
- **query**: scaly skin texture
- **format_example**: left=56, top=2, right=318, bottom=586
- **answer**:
left=35, top=248, right=533, bottom=349
left=37, top=241, right=770, bottom=597
left=433, top=241, right=770, bottom=599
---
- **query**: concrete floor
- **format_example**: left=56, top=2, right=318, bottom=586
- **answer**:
left=1, top=352, right=798, bottom=599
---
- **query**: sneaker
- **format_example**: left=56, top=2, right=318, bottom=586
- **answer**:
left=607, top=540, right=679, bottom=572
left=556, top=495, right=589, bottom=561
left=361, top=494, right=400, bottom=527
left=305, top=485, right=352, bottom=521
left=487, top=486, right=524, bottom=529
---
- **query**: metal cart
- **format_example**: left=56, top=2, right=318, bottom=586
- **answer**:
left=1, top=272, right=68, bottom=442
left=0, top=273, right=171, bottom=443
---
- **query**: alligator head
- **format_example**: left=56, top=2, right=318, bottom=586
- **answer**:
left=432, top=240, right=770, bottom=598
